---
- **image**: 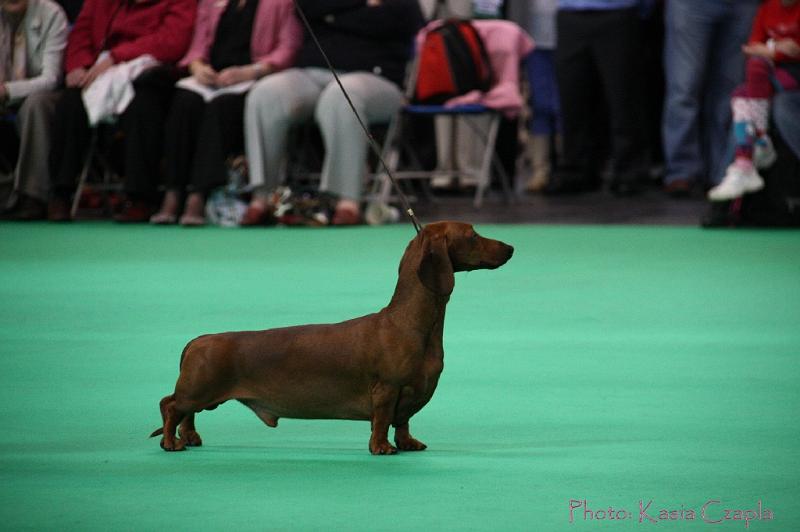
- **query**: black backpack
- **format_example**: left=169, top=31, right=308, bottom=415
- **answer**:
left=412, top=19, right=493, bottom=105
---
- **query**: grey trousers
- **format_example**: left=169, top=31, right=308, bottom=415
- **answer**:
left=8, top=91, right=59, bottom=203
left=244, top=67, right=402, bottom=201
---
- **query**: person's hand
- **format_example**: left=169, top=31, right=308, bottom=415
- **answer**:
left=65, top=67, right=88, bottom=88
left=742, top=42, right=773, bottom=59
left=216, top=65, right=255, bottom=87
left=83, top=55, right=115, bottom=88
left=190, top=60, right=218, bottom=86
left=366, top=0, right=381, bottom=5
left=776, top=39, right=800, bottom=58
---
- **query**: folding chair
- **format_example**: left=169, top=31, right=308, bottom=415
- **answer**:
left=70, top=124, right=124, bottom=218
left=369, top=19, right=534, bottom=213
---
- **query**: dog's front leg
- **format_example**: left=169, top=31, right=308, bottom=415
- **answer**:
left=369, top=382, right=399, bottom=455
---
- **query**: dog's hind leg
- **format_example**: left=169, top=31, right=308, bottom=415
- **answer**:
left=158, top=394, right=188, bottom=451
left=178, top=414, right=202, bottom=447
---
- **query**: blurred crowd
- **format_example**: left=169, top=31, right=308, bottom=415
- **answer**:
left=1, top=0, right=798, bottom=226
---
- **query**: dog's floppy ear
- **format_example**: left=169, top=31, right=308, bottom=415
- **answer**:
left=417, top=234, right=454, bottom=296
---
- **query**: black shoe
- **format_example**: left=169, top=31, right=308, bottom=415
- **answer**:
left=0, top=203, right=15, bottom=220
left=608, top=180, right=641, bottom=197
left=4, top=195, right=47, bottom=221
left=542, top=178, right=584, bottom=195
left=700, top=200, right=737, bottom=228
left=663, top=178, right=693, bottom=198
left=543, top=170, right=593, bottom=195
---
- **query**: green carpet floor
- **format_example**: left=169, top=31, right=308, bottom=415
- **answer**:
left=0, top=222, right=798, bottom=531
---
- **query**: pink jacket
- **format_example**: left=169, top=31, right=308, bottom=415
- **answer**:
left=416, top=19, right=535, bottom=118
left=180, top=0, right=302, bottom=71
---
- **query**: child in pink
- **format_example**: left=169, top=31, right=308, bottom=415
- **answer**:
left=708, top=0, right=800, bottom=201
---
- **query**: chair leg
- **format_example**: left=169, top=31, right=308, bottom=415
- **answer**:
left=371, top=113, right=402, bottom=208
left=473, top=114, right=501, bottom=208
left=71, top=130, right=98, bottom=218
left=492, top=152, right=514, bottom=204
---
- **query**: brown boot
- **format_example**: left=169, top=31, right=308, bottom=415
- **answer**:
left=525, top=135, right=551, bottom=193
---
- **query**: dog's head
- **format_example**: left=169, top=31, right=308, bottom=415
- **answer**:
left=416, top=221, right=514, bottom=296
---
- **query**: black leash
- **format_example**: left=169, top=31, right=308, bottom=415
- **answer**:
left=292, top=1, right=422, bottom=234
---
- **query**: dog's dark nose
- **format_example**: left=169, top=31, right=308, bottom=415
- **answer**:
left=505, top=245, right=514, bottom=260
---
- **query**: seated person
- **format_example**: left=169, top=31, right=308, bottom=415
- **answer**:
left=241, top=0, right=424, bottom=226
left=46, top=0, right=196, bottom=222
left=0, top=0, right=67, bottom=220
left=708, top=0, right=800, bottom=201
left=149, top=0, right=302, bottom=226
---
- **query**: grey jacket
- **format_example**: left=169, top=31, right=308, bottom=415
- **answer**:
left=507, top=0, right=558, bottom=49
left=3, top=0, right=68, bottom=103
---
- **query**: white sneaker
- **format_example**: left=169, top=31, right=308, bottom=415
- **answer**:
left=753, top=135, right=777, bottom=169
left=707, top=162, right=765, bottom=202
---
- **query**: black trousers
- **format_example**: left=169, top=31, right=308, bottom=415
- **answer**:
left=555, top=8, right=647, bottom=183
left=163, top=88, right=245, bottom=195
left=49, top=66, right=177, bottom=199
left=0, top=114, right=19, bottom=173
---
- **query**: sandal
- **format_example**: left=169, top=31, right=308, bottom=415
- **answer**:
left=179, top=213, right=206, bottom=226
left=179, top=192, right=206, bottom=227
left=150, top=212, right=177, bottom=225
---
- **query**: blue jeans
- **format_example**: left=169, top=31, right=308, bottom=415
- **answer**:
left=772, top=92, right=800, bottom=160
left=662, top=0, right=759, bottom=186
left=525, top=50, right=561, bottom=136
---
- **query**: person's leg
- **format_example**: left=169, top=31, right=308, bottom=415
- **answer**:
left=772, top=91, right=800, bottom=159
left=592, top=7, right=648, bottom=194
left=525, top=50, right=559, bottom=192
left=707, top=74, right=770, bottom=201
left=703, top=0, right=759, bottom=186
left=152, top=88, right=206, bottom=224
left=13, top=91, right=59, bottom=215
left=180, top=92, right=247, bottom=226
left=242, top=68, right=323, bottom=224
left=551, top=10, right=601, bottom=193
left=244, top=68, right=322, bottom=192
left=49, top=88, right=91, bottom=196
left=661, top=0, right=715, bottom=189
left=315, top=70, right=403, bottom=216
left=46, top=88, right=92, bottom=220
left=190, top=92, right=246, bottom=193
left=1, top=114, right=19, bottom=188
left=117, top=66, right=177, bottom=221
left=732, top=58, right=776, bottom=162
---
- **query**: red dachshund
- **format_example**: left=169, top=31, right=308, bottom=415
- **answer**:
left=151, top=221, right=513, bottom=454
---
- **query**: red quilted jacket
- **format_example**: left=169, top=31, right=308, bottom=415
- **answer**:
left=65, top=0, right=196, bottom=72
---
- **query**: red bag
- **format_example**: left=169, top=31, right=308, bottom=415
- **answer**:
left=413, top=20, right=493, bottom=105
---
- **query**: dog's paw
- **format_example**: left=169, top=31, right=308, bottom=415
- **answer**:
left=395, top=436, right=427, bottom=451
left=180, top=430, right=203, bottom=447
left=369, top=440, right=398, bottom=455
left=160, top=438, right=187, bottom=452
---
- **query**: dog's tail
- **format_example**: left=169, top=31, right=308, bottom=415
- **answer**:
left=149, top=427, right=163, bottom=438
